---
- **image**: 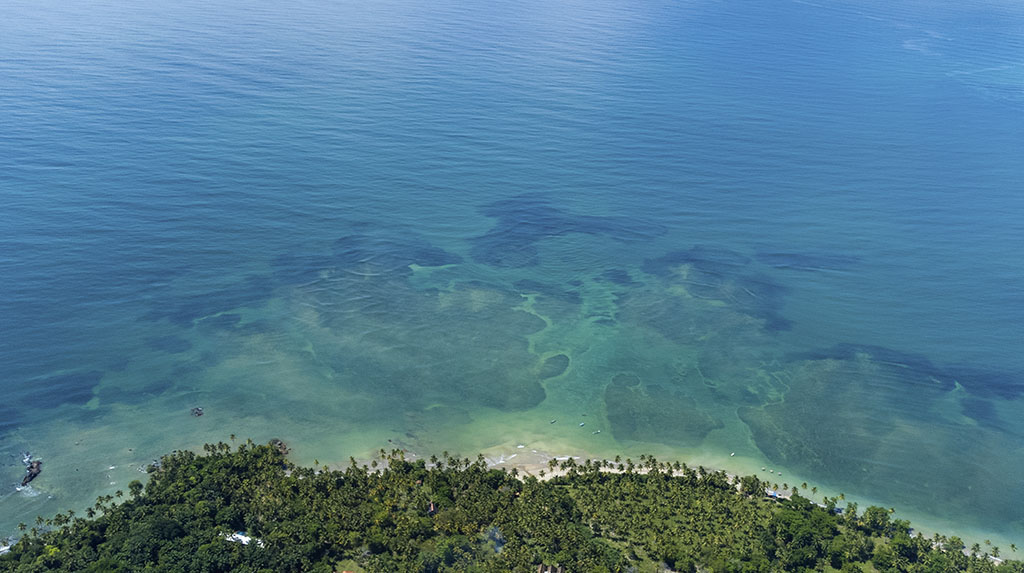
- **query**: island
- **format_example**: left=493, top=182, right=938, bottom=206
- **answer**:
left=1, top=441, right=1020, bottom=572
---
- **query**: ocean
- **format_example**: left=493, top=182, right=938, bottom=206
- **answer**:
left=2, top=0, right=1022, bottom=547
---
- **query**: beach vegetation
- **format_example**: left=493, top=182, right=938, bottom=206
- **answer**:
left=1, top=441, right=1021, bottom=572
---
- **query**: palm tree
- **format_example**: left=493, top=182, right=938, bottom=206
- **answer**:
left=1010, top=543, right=1017, bottom=552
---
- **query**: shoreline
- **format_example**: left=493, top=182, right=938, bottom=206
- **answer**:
left=3, top=438, right=1020, bottom=563
left=5, top=440, right=1017, bottom=572
left=3, top=434, right=1020, bottom=554
left=344, top=440, right=1022, bottom=554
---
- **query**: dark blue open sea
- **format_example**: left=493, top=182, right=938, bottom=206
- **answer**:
left=2, top=0, right=1023, bottom=546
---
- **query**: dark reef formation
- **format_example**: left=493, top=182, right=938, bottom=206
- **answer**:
left=538, top=354, right=570, bottom=380
left=643, top=246, right=791, bottom=332
left=470, top=195, right=666, bottom=268
left=604, top=372, right=723, bottom=445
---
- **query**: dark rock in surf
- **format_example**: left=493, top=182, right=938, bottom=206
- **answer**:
left=22, top=460, right=42, bottom=487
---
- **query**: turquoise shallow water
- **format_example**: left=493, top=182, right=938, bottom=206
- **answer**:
left=2, top=0, right=1023, bottom=547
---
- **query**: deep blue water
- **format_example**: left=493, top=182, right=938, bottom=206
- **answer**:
left=2, top=0, right=1023, bottom=545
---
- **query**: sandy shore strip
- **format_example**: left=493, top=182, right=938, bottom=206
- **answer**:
left=347, top=441, right=754, bottom=492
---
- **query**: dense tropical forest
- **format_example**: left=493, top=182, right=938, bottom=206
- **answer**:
left=1, top=441, right=1020, bottom=572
